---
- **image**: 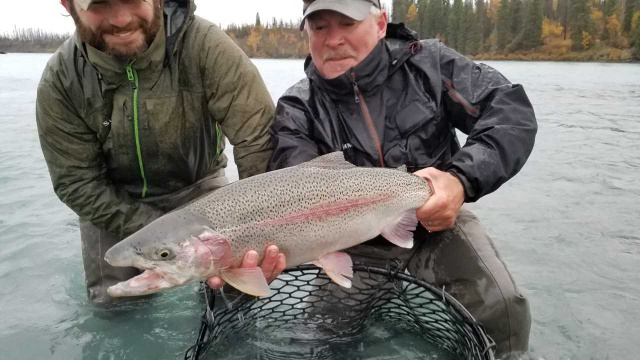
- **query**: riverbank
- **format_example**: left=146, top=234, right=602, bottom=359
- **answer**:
left=3, top=43, right=636, bottom=63
left=472, top=44, right=636, bottom=62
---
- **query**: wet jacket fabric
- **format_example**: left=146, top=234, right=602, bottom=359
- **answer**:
left=268, top=24, right=537, bottom=202
left=36, top=0, right=274, bottom=238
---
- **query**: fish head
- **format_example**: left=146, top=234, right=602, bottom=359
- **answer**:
left=104, top=210, right=233, bottom=297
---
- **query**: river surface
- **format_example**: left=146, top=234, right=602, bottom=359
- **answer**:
left=0, top=54, right=639, bottom=359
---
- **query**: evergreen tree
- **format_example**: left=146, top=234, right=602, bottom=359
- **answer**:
left=418, top=0, right=430, bottom=38
left=632, top=12, right=640, bottom=58
left=557, top=0, right=570, bottom=39
left=623, top=0, right=637, bottom=33
left=443, top=0, right=452, bottom=40
left=255, top=12, right=261, bottom=27
left=509, top=0, right=525, bottom=37
left=424, top=0, right=448, bottom=38
left=604, top=0, right=618, bottom=16
left=505, top=0, right=525, bottom=51
left=497, top=0, right=512, bottom=49
left=601, top=0, right=618, bottom=40
left=522, top=0, right=544, bottom=48
left=570, top=0, right=594, bottom=50
left=474, top=0, right=489, bottom=52
left=392, top=0, right=412, bottom=22
left=543, top=0, right=556, bottom=20
left=447, top=0, right=465, bottom=49
left=462, top=0, right=477, bottom=54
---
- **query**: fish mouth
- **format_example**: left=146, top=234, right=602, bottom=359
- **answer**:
left=107, top=269, right=181, bottom=297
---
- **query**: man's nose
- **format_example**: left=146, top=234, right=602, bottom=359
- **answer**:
left=109, top=3, right=133, bottom=28
left=324, top=28, right=345, bottom=48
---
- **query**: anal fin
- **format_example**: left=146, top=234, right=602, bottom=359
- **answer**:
left=313, top=251, right=353, bottom=288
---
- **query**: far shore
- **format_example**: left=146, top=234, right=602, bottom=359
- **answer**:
left=1, top=44, right=638, bottom=63
left=2, top=50, right=638, bottom=64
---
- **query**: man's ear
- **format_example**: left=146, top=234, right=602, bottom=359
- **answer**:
left=61, top=0, right=71, bottom=13
left=377, top=11, right=388, bottom=40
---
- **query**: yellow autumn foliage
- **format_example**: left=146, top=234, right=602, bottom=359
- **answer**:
left=487, top=0, right=500, bottom=23
left=632, top=11, right=640, bottom=31
left=591, top=8, right=604, bottom=35
left=582, top=31, right=593, bottom=50
left=406, top=3, right=418, bottom=23
left=542, top=17, right=564, bottom=41
left=246, top=25, right=263, bottom=54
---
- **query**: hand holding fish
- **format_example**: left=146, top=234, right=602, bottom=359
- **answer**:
left=206, top=245, right=286, bottom=290
left=413, top=168, right=465, bottom=232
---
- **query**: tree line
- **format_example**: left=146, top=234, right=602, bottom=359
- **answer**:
left=0, top=28, right=71, bottom=53
left=2, top=6, right=639, bottom=60
left=0, top=15, right=309, bottom=58
left=392, top=0, right=640, bottom=60
left=224, top=15, right=309, bottom=58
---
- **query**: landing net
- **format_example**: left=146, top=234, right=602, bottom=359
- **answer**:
left=185, top=264, right=496, bottom=360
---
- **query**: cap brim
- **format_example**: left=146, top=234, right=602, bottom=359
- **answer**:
left=300, top=0, right=372, bottom=30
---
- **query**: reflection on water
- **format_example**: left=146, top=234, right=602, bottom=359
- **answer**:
left=0, top=54, right=639, bottom=359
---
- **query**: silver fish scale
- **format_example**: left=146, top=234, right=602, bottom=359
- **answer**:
left=185, top=153, right=431, bottom=266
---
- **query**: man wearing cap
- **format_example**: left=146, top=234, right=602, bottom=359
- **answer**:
left=268, top=0, right=537, bottom=357
left=36, top=0, right=286, bottom=303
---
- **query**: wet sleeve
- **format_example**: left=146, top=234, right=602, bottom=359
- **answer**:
left=437, top=43, right=538, bottom=202
left=201, top=25, right=275, bottom=179
left=36, top=69, right=164, bottom=238
left=267, top=92, right=322, bottom=170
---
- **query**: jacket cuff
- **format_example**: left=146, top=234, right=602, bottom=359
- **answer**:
left=446, top=168, right=474, bottom=203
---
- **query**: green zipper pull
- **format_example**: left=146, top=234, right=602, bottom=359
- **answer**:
left=126, top=65, right=137, bottom=89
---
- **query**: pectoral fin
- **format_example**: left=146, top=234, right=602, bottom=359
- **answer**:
left=313, top=251, right=354, bottom=288
left=380, top=211, right=418, bottom=248
left=219, top=268, right=271, bottom=297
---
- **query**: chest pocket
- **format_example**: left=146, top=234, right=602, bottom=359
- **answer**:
left=392, top=94, right=449, bottom=168
left=83, top=105, right=113, bottom=144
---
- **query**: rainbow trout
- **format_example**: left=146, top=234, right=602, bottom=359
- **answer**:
left=104, top=152, right=431, bottom=297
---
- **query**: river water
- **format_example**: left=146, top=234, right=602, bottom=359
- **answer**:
left=0, top=54, right=639, bottom=359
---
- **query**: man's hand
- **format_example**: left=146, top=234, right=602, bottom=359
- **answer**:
left=413, top=168, right=465, bottom=232
left=206, top=244, right=286, bottom=290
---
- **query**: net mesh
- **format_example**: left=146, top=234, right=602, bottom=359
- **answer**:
left=185, top=264, right=495, bottom=360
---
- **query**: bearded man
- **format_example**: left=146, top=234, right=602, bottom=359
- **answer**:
left=36, top=0, right=286, bottom=303
left=267, top=0, right=537, bottom=358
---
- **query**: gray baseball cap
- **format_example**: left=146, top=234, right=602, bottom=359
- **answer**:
left=75, top=0, right=95, bottom=10
left=301, top=0, right=382, bottom=30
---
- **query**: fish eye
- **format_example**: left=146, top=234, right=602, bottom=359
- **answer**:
left=158, top=249, right=172, bottom=259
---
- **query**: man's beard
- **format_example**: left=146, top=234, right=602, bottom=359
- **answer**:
left=70, top=0, right=163, bottom=60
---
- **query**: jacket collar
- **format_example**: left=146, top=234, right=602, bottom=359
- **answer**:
left=306, top=40, right=390, bottom=100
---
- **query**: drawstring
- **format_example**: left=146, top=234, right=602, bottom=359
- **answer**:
left=407, top=41, right=422, bottom=55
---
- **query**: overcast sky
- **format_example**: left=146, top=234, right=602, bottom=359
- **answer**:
left=1, top=0, right=393, bottom=35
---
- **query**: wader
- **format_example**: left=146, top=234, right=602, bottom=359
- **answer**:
left=345, top=207, right=531, bottom=358
left=79, top=172, right=229, bottom=304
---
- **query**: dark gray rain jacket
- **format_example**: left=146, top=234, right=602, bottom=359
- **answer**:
left=268, top=24, right=537, bottom=202
left=36, top=0, right=275, bottom=237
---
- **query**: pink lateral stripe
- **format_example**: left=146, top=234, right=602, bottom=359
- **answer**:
left=256, top=194, right=395, bottom=227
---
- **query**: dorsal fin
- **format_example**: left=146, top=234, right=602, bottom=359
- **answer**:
left=297, top=152, right=357, bottom=170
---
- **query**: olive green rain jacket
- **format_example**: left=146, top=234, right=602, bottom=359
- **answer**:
left=36, top=0, right=275, bottom=238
